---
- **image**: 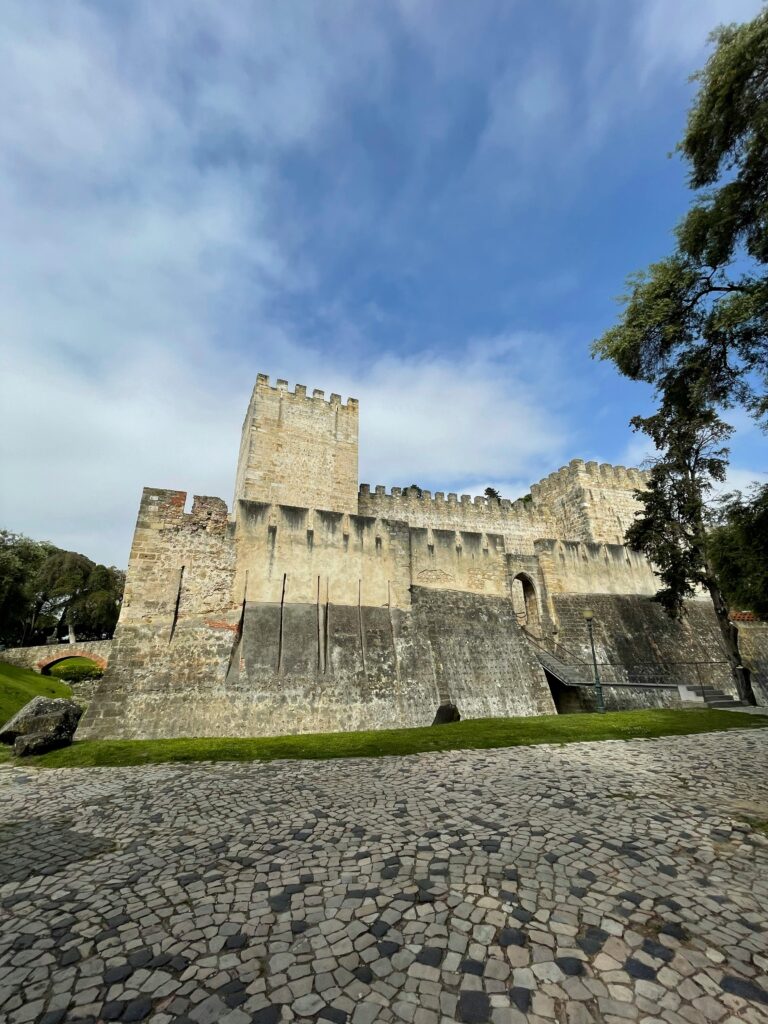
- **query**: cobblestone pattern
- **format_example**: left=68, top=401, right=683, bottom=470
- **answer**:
left=1, top=731, right=768, bottom=1023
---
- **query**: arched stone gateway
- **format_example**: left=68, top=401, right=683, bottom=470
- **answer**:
left=38, top=651, right=108, bottom=675
left=0, top=640, right=112, bottom=674
left=510, top=573, right=541, bottom=632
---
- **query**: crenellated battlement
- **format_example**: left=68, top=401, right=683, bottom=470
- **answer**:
left=527, top=459, right=649, bottom=545
left=359, top=483, right=539, bottom=519
left=529, top=459, right=649, bottom=503
left=235, top=373, right=360, bottom=515
left=358, top=459, right=649, bottom=547
left=140, top=488, right=230, bottom=532
left=253, top=372, right=358, bottom=409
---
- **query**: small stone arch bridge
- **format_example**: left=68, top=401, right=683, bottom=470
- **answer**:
left=0, top=640, right=112, bottom=674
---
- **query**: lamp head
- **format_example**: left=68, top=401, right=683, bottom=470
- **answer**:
left=582, top=608, right=594, bottom=622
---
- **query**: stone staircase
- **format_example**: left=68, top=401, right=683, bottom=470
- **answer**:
left=522, top=634, right=593, bottom=689
left=679, top=684, right=747, bottom=710
left=522, top=628, right=749, bottom=710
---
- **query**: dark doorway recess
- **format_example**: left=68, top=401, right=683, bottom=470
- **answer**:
left=545, top=672, right=584, bottom=714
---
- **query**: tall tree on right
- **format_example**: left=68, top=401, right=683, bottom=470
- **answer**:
left=624, top=387, right=756, bottom=705
left=593, top=7, right=768, bottom=704
left=708, top=483, right=768, bottom=617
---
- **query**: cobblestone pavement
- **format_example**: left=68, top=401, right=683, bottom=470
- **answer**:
left=1, top=730, right=768, bottom=1024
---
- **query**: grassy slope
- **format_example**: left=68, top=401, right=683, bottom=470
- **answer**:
left=14, top=707, right=768, bottom=769
left=0, top=661, right=72, bottom=724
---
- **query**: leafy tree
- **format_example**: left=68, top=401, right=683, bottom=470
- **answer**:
left=0, top=532, right=58, bottom=646
left=708, top=483, right=768, bottom=615
left=0, top=532, right=124, bottom=647
left=34, top=549, right=95, bottom=640
left=593, top=7, right=768, bottom=422
left=625, top=394, right=756, bottom=705
left=484, top=487, right=501, bottom=502
left=67, top=564, right=125, bottom=638
left=592, top=8, right=768, bottom=705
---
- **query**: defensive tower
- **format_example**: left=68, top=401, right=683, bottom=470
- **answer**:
left=233, top=374, right=359, bottom=515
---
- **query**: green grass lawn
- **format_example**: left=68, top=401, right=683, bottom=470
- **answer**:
left=0, top=660, right=72, bottom=725
left=7, top=707, right=768, bottom=769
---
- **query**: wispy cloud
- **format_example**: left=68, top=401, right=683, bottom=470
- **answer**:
left=1, top=0, right=763, bottom=565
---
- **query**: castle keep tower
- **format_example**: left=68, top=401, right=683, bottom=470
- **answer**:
left=233, top=374, right=359, bottom=515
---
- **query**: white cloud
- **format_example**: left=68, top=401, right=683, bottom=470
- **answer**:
left=1, top=336, right=569, bottom=565
left=632, top=0, right=764, bottom=82
left=719, top=467, right=768, bottom=497
left=355, top=339, right=568, bottom=488
left=1, top=1, right=763, bottom=566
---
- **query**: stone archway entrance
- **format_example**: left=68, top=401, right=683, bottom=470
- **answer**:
left=511, top=573, right=540, bottom=633
left=38, top=651, right=108, bottom=675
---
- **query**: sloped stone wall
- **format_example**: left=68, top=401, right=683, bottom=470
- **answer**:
left=736, top=621, right=768, bottom=706
left=78, top=586, right=553, bottom=740
left=550, top=593, right=737, bottom=698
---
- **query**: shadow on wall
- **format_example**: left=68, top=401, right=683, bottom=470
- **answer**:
left=511, top=573, right=540, bottom=632
left=545, top=674, right=584, bottom=714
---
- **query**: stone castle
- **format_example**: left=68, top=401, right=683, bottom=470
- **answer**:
left=78, top=374, right=767, bottom=739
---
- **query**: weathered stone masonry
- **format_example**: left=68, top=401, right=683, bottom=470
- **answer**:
left=78, top=374, right=768, bottom=740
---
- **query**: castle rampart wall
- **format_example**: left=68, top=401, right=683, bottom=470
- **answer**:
left=77, top=488, right=239, bottom=740
left=77, top=372, right=765, bottom=740
left=357, top=485, right=553, bottom=555
left=78, top=492, right=555, bottom=739
left=358, top=459, right=649, bottom=549
left=549, top=593, right=737, bottom=702
left=529, top=459, right=649, bottom=544
left=234, top=374, right=359, bottom=516
left=735, top=621, right=768, bottom=705
left=533, top=538, right=659, bottom=598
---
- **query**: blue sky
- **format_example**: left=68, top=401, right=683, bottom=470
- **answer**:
left=1, top=0, right=766, bottom=567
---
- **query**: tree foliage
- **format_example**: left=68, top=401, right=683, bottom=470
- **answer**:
left=484, top=486, right=501, bottom=502
left=593, top=7, right=768, bottom=421
left=708, top=483, right=768, bottom=615
left=0, top=532, right=125, bottom=647
left=625, top=396, right=756, bottom=705
left=592, top=8, right=768, bottom=705
left=625, top=402, right=730, bottom=617
left=0, top=532, right=58, bottom=646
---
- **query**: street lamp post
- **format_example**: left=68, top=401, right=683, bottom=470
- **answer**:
left=582, top=609, right=606, bottom=714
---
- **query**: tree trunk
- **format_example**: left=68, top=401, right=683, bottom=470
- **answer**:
left=705, top=577, right=756, bottom=706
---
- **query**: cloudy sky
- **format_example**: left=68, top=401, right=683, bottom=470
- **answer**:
left=1, top=0, right=766, bottom=567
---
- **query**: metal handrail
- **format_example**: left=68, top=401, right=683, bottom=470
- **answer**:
left=520, top=627, right=730, bottom=670
left=520, top=624, right=733, bottom=700
left=520, top=626, right=590, bottom=666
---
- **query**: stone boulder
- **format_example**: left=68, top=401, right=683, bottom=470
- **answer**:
left=0, top=696, right=83, bottom=756
left=432, top=702, right=461, bottom=725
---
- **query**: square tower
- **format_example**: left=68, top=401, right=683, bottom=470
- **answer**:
left=233, top=374, right=359, bottom=514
